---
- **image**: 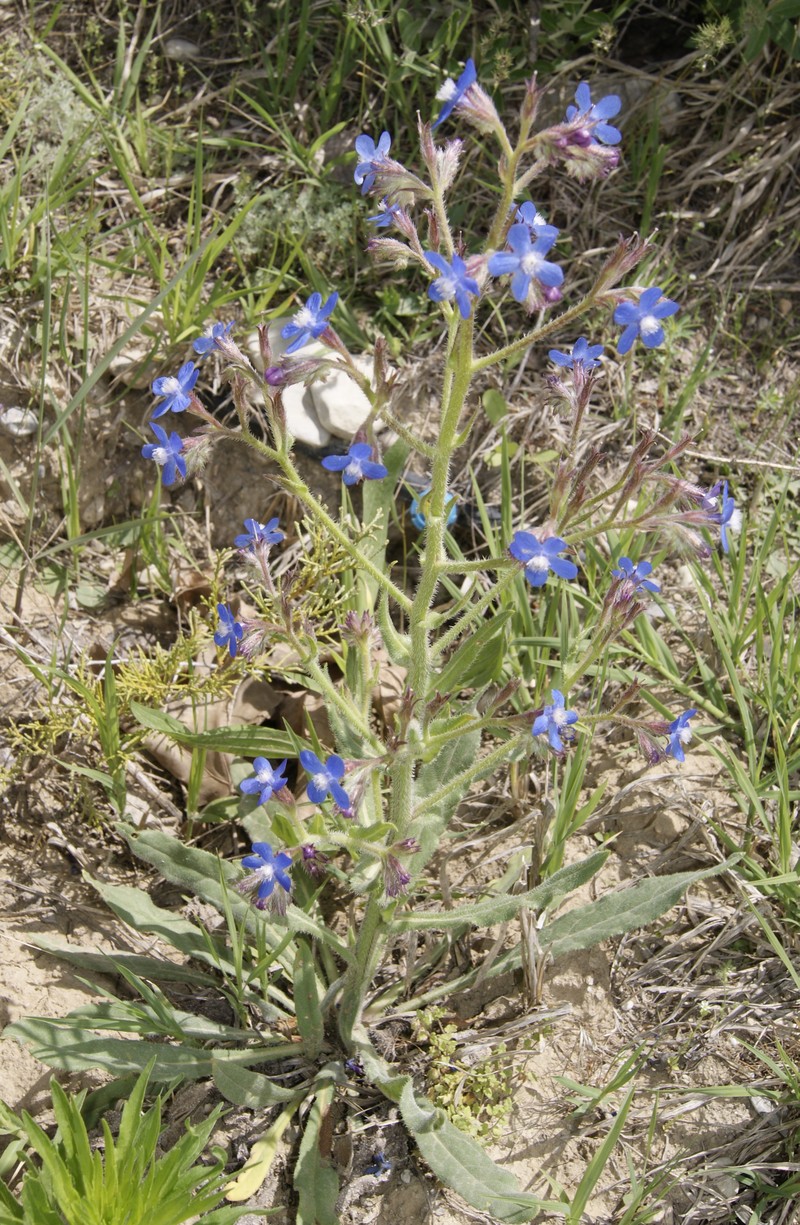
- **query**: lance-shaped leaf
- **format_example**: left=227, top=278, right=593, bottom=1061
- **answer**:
left=293, top=941, right=325, bottom=1060
left=4, top=1019, right=297, bottom=1080
left=213, top=1054, right=300, bottom=1107
left=294, top=1084, right=339, bottom=1225
left=124, top=827, right=350, bottom=961
left=360, top=1048, right=559, bottom=1223
left=540, top=860, right=734, bottom=958
left=409, top=726, right=481, bottom=872
left=130, top=700, right=296, bottom=757
left=434, top=607, right=512, bottom=696
left=391, top=849, right=608, bottom=931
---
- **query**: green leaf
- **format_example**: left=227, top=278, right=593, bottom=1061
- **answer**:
left=212, top=1056, right=299, bottom=1108
left=129, top=701, right=296, bottom=757
left=410, top=726, right=482, bottom=869
left=392, top=849, right=608, bottom=931
left=541, top=860, right=735, bottom=958
left=481, top=388, right=507, bottom=424
left=5, top=1018, right=296, bottom=1080
left=28, top=938, right=218, bottom=988
left=359, top=438, right=409, bottom=609
left=361, top=1050, right=557, bottom=1223
left=294, top=1085, right=339, bottom=1225
left=224, top=1104, right=298, bottom=1204
left=293, top=942, right=325, bottom=1060
left=435, top=609, right=512, bottom=695
left=123, top=827, right=350, bottom=960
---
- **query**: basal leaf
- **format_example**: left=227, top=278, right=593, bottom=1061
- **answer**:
left=361, top=1049, right=557, bottom=1223
left=541, top=860, right=734, bottom=958
left=224, top=1104, right=298, bottom=1203
left=391, top=849, right=608, bottom=931
left=212, top=1056, right=299, bottom=1107
left=5, top=1018, right=298, bottom=1080
left=293, top=942, right=325, bottom=1060
left=294, top=1085, right=339, bottom=1225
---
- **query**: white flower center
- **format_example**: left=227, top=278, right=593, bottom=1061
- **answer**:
left=436, top=79, right=457, bottom=102
left=294, top=306, right=316, bottom=328
left=162, top=376, right=180, bottom=394
left=345, top=460, right=361, bottom=481
left=256, top=766, right=274, bottom=784
left=520, top=251, right=544, bottom=277
left=529, top=552, right=549, bottom=572
left=727, top=508, right=743, bottom=533
left=551, top=707, right=568, bottom=726
left=678, top=727, right=692, bottom=745
left=639, top=313, right=660, bottom=336
left=256, top=863, right=275, bottom=884
left=436, top=273, right=458, bottom=297
left=153, top=446, right=169, bottom=465
left=313, top=771, right=328, bottom=792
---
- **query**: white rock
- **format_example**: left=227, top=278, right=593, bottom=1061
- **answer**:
left=162, top=37, right=200, bottom=61
left=311, top=355, right=374, bottom=440
left=244, top=326, right=330, bottom=448
left=281, top=383, right=331, bottom=449
left=0, top=406, right=38, bottom=437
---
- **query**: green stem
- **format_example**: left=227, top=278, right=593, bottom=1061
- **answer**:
left=232, top=429, right=412, bottom=612
left=410, top=735, right=525, bottom=824
left=472, top=292, right=601, bottom=374
left=432, top=563, right=521, bottom=658
left=337, top=896, right=385, bottom=1049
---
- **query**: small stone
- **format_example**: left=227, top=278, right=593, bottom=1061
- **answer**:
left=109, top=345, right=153, bottom=389
left=281, top=383, right=331, bottom=449
left=751, top=1095, right=776, bottom=1114
left=311, top=355, right=374, bottom=440
left=778, top=298, right=791, bottom=317
left=162, top=37, right=200, bottom=61
left=0, top=406, right=38, bottom=437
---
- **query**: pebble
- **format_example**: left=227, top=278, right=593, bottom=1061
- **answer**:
left=162, top=37, right=200, bottom=61
left=0, top=405, right=38, bottom=437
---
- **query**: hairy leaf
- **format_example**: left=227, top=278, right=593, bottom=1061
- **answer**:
left=541, top=860, right=734, bottom=958
left=392, top=849, right=608, bottom=932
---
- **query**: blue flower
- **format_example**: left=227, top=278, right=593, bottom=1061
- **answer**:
left=234, top=517, right=284, bottom=551
left=141, top=422, right=186, bottom=486
left=424, top=252, right=480, bottom=319
left=432, top=58, right=477, bottom=129
left=409, top=487, right=458, bottom=531
left=565, top=81, right=622, bottom=146
left=614, top=287, right=680, bottom=355
left=192, top=321, right=233, bottom=355
left=702, top=481, right=741, bottom=554
left=238, top=841, right=293, bottom=914
left=281, top=292, right=338, bottom=354
left=239, top=757, right=289, bottom=806
left=515, top=201, right=559, bottom=244
left=367, top=198, right=403, bottom=228
left=299, top=750, right=351, bottom=809
left=509, top=531, right=578, bottom=587
left=532, top=690, right=578, bottom=753
left=364, top=1152, right=392, bottom=1178
left=321, top=442, right=388, bottom=486
left=548, top=336, right=605, bottom=370
left=214, top=603, right=243, bottom=658
left=665, top=709, right=697, bottom=762
left=354, top=132, right=392, bottom=194
left=150, top=360, right=199, bottom=418
left=487, top=224, right=563, bottom=304
left=611, top=556, right=660, bottom=593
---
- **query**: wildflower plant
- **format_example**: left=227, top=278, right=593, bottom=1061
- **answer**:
left=12, top=62, right=742, bottom=1222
